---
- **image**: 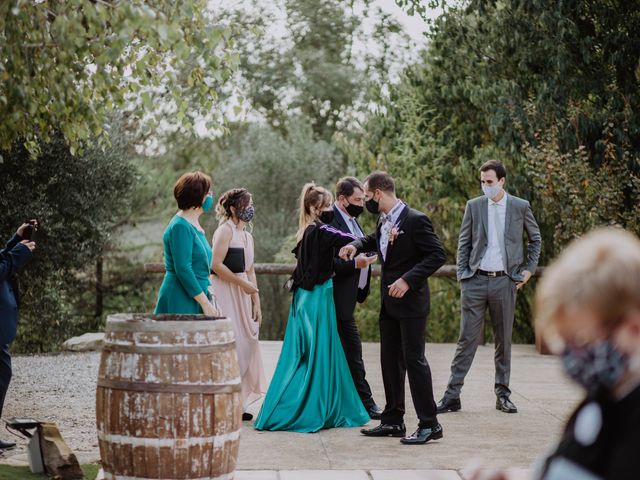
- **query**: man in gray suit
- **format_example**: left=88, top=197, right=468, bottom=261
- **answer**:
left=437, top=160, right=541, bottom=414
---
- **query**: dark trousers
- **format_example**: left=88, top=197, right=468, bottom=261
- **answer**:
left=379, top=305, right=437, bottom=428
left=0, top=344, right=11, bottom=419
left=336, top=312, right=375, bottom=410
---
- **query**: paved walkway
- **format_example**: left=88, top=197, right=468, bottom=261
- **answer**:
left=2, top=342, right=581, bottom=479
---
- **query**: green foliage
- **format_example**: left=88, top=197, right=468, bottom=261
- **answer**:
left=0, top=0, right=239, bottom=154
left=223, top=0, right=413, bottom=140
left=0, top=131, right=137, bottom=352
left=347, top=0, right=640, bottom=342
left=0, top=463, right=99, bottom=480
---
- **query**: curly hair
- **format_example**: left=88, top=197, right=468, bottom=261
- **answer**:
left=215, top=188, right=252, bottom=221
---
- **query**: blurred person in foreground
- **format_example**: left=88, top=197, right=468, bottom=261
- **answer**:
left=469, top=227, right=640, bottom=480
left=0, top=221, right=37, bottom=449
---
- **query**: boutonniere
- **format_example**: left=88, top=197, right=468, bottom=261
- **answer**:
left=389, top=225, right=404, bottom=245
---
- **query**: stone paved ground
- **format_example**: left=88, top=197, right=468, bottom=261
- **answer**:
left=0, top=342, right=582, bottom=479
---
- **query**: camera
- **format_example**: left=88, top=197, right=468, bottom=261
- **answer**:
left=22, top=220, right=37, bottom=241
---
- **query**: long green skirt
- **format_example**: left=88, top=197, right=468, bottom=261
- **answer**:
left=254, top=279, right=370, bottom=432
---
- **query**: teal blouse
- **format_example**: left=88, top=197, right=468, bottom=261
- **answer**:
left=154, top=215, right=213, bottom=314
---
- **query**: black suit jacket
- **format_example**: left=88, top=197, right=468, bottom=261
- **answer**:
left=330, top=206, right=371, bottom=319
left=0, top=234, right=33, bottom=345
left=350, top=204, right=446, bottom=318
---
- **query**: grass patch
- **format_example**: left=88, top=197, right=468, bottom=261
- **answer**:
left=0, top=464, right=99, bottom=479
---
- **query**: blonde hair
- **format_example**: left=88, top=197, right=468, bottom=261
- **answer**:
left=296, top=182, right=332, bottom=242
left=535, top=228, right=640, bottom=342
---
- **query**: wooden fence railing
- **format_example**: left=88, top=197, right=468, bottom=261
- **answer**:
left=144, top=263, right=545, bottom=278
left=144, top=262, right=548, bottom=353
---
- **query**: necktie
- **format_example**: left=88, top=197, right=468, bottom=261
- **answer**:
left=350, top=218, right=369, bottom=289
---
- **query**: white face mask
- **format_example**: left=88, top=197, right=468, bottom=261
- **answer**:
left=482, top=184, right=503, bottom=200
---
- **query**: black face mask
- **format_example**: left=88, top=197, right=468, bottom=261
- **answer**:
left=345, top=202, right=364, bottom=218
left=365, top=197, right=379, bottom=214
left=319, top=210, right=335, bottom=224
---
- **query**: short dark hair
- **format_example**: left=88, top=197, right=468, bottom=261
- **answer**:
left=336, top=176, right=364, bottom=198
left=174, top=171, right=212, bottom=210
left=364, top=171, right=395, bottom=193
left=479, top=160, right=507, bottom=180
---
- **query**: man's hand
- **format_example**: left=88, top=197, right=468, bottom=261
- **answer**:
left=339, top=245, right=357, bottom=261
left=17, top=220, right=37, bottom=237
left=355, top=253, right=377, bottom=269
left=388, top=278, right=410, bottom=298
left=19, top=240, right=36, bottom=252
left=516, top=270, right=532, bottom=290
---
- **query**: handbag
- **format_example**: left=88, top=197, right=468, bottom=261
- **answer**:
left=222, top=247, right=245, bottom=273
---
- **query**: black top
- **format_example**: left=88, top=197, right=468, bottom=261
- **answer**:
left=291, top=222, right=356, bottom=291
left=540, top=384, right=640, bottom=480
left=329, top=205, right=371, bottom=306
left=351, top=205, right=446, bottom=318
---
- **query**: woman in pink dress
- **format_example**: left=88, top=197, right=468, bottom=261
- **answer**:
left=211, top=188, right=267, bottom=420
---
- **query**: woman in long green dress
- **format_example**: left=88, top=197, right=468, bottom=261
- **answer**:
left=254, top=183, right=370, bottom=432
left=154, top=171, right=220, bottom=316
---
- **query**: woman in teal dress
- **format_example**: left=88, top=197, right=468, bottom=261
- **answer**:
left=254, top=183, right=370, bottom=432
left=154, top=171, right=220, bottom=316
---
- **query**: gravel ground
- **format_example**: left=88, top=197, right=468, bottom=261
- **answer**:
left=1, top=352, right=101, bottom=466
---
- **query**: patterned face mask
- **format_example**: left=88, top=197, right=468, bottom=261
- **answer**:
left=237, top=206, right=255, bottom=222
left=561, top=340, right=628, bottom=394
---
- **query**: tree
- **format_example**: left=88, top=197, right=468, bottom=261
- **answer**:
left=0, top=130, right=138, bottom=352
left=222, top=0, right=414, bottom=140
left=0, top=0, right=239, bottom=155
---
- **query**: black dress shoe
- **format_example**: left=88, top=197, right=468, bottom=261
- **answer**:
left=361, top=423, right=406, bottom=437
left=366, top=404, right=383, bottom=420
left=436, top=396, right=461, bottom=414
left=400, top=423, right=444, bottom=445
left=496, top=395, right=517, bottom=413
left=0, top=440, right=16, bottom=450
left=242, top=412, right=254, bottom=421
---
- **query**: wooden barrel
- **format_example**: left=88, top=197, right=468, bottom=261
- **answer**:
left=96, top=313, right=242, bottom=480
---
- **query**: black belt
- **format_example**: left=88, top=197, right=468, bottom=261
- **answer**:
left=478, top=269, right=506, bottom=277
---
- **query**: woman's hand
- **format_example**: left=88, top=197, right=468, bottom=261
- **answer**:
left=252, top=296, right=262, bottom=325
left=241, top=280, right=259, bottom=295
left=202, top=302, right=221, bottom=318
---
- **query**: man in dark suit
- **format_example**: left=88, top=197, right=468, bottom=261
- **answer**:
left=0, top=221, right=36, bottom=449
left=437, top=160, right=541, bottom=415
left=330, top=177, right=382, bottom=419
left=339, top=171, right=446, bottom=445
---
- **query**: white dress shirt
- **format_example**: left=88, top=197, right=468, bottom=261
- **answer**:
left=480, top=193, right=507, bottom=272
left=379, top=200, right=406, bottom=261
left=335, top=204, right=369, bottom=289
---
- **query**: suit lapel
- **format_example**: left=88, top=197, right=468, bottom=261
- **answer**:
left=332, top=205, right=349, bottom=234
left=376, top=217, right=384, bottom=263
left=481, top=199, right=488, bottom=239
left=504, top=196, right=513, bottom=239
left=384, top=204, right=409, bottom=263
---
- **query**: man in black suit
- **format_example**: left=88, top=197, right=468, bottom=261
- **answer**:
left=0, top=221, right=36, bottom=450
left=340, top=171, right=446, bottom=445
left=330, top=177, right=382, bottom=419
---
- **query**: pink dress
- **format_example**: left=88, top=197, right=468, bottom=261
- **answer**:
left=211, top=221, right=267, bottom=407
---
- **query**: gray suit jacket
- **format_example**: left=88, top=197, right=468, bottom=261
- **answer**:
left=457, top=194, right=541, bottom=282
